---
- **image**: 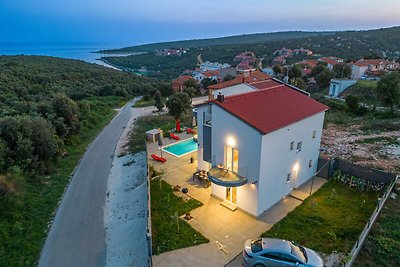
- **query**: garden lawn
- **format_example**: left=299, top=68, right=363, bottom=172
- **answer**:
left=354, top=194, right=400, bottom=267
left=150, top=179, right=208, bottom=255
left=262, top=180, right=377, bottom=254
left=0, top=96, right=124, bottom=267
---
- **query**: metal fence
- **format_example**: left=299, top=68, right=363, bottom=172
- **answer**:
left=317, top=157, right=395, bottom=185
left=343, top=175, right=399, bottom=266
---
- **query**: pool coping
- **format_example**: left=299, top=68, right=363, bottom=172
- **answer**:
left=161, top=137, right=198, bottom=157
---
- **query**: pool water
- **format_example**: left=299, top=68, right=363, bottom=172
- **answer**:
left=163, top=138, right=198, bottom=157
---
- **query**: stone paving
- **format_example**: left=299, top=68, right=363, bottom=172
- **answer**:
left=147, top=138, right=327, bottom=267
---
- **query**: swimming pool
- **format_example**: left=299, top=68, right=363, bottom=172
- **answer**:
left=162, top=138, right=198, bottom=157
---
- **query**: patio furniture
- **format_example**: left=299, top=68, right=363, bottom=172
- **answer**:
left=151, top=154, right=166, bottom=163
left=169, top=133, right=180, bottom=140
left=186, top=128, right=196, bottom=134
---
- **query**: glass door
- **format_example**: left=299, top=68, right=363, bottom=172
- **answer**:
left=226, top=187, right=237, bottom=204
left=225, top=146, right=239, bottom=173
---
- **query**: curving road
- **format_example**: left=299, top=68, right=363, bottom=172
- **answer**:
left=38, top=98, right=138, bottom=267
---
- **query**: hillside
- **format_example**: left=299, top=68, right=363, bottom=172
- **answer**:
left=99, top=31, right=334, bottom=53
left=0, top=56, right=170, bottom=266
left=101, top=26, right=400, bottom=80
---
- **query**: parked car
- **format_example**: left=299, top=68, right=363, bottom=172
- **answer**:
left=243, top=238, right=323, bottom=267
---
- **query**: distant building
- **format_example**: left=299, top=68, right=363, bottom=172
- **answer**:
left=292, top=48, right=313, bottom=56
left=298, top=60, right=319, bottom=68
left=318, top=57, right=343, bottom=69
left=236, top=61, right=256, bottom=74
left=262, top=67, right=274, bottom=76
left=273, top=47, right=292, bottom=56
left=234, top=52, right=256, bottom=63
left=156, top=48, right=188, bottom=56
left=328, top=79, right=357, bottom=97
left=351, top=59, right=400, bottom=79
left=172, top=75, right=197, bottom=92
left=272, top=56, right=287, bottom=65
left=200, top=61, right=231, bottom=71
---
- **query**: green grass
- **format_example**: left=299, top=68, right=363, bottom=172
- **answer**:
left=354, top=193, right=400, bottom=267
left=261, top=180, right=377, bottom=254
left=150, top=179, right=208, bottom=254
left=134, top=98, right=155, bottom=107
left=0, top=96, right=124, bottom=266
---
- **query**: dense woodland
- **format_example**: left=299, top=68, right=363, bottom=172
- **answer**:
left=0, top=56, right=174, bottom=265
left=103, top=26, right=400, bottom=80
left=0, top=56, right=172, bottom=176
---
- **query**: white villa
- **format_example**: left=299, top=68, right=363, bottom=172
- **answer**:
left=194, top=79, right=329, bottom=217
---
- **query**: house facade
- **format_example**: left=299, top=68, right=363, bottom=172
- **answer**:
left=328, top=79, right=357, bottom=97
left=195, top=80, right=328, bottom=217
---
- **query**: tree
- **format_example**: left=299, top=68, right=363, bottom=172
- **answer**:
left=376, top=72, right=400, bottom=112
left=201, top=77, right=217, bottom=89
left=288, top=65, right=302, bottom=80
left=166, top=93, right=192, bottom=131
left=183, top=78, right=198, bottom=89
left=316, top=69, right=335, bottom=89
left=153, top=90, right=164, bottom=111
left=272, top=65, right=283, bottom=75
left=345, top=95, right=360, bottom=111
left=333, top=63, right=352, bottom=79
left=51, top=93, right=80, bottom=136
left=223, top=74, right=235, bottom=82
left=292, top=78, right=306, bottom=90
left=311, top=64, right=327, bottom=77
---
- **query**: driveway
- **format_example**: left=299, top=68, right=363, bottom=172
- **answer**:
left=38, top=98, right=139, bottom=267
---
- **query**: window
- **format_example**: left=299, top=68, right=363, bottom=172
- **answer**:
left=296, top=141, right=302, bottom=152
left=290, top=141, right=294, bottom=151
left=202, top=111, right=206, bottom=125
left=281, top=253, right=298, bottom=264
left=261, top=252, right=281, bottom=261
left=286, top=173, right=291, bottom=183
left=309, top=160, right=312, bottom=168
left=312, top=130, right=316, bottom=139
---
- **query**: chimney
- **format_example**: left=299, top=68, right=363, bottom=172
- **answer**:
left=217, top=92, right=224, bottom=102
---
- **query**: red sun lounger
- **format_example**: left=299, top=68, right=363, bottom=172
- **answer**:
left=151, top=154, right=166, bottom=163
left=169, top=133, right=180, bottom=140
left=186, top=128, right=196, bottom=134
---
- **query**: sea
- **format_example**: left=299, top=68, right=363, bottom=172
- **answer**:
left=0, top=42, right=135, bottom=70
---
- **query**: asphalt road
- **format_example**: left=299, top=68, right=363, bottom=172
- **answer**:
left=38, top=99, right=137, bottom=267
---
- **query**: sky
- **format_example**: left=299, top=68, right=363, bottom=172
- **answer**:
left=1, top=0, right=399, bottom=47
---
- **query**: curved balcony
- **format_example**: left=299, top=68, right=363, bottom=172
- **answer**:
left=207, top=166, right=247, bottom=187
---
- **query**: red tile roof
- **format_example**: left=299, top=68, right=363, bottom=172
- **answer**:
left=209, top=71, right=271, bottom=90
left=212, top=86, right=329, bottom=134
left=249, top=79, right=283, bottom=90
left=319, top=57, right=342, bottom=66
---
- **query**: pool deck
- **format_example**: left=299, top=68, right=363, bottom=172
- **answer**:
left=146, top=137, right=327, bottom=267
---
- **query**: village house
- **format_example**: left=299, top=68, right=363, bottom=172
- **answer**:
left=195, top=78, right=328, bottom=217
left=199, top=61, right=231, bottom=71
left=318, top=57, right=343, bottom=69
left=351, top=59, right=400, bottom=79
left=171, top=75, right=197, bottom=92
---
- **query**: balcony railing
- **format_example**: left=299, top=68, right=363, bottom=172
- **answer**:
left=207, top=166, right=247, bottom=187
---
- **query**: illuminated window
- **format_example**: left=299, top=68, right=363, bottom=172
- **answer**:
left=312, top=130, right=316, bottom=139
left=290, top=141, right=294, bottom=151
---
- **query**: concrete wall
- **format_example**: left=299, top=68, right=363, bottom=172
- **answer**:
left=257, top=112, right=325, bottom=215
left=329, top=79, right=357, bottom=97
left=210, top=105, right=262, bottom=216
left=196, top=104, right=211, bottom=171
left=212, top=84, right=255, bottom=98
left=351, top=65, right=368, bottom=80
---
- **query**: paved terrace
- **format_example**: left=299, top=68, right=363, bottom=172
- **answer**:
left=147, top=137, right=327, bottom=267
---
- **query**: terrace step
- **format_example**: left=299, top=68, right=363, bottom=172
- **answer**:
left=220, top=200, right=237, bottom=211
left=289, top=189, right=309, bottom=201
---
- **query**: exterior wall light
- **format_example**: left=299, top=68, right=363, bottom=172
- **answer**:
left=293, top=162, right=299, bottom=172
left=226, top=136, right=236, bottom=147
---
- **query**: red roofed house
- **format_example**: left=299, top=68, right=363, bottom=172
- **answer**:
left=318, top=57, right=343, bottom=69
left=172, top=75, right=197, bottom=92
left=351, top=59, right=400, bottom=79
left=195, top=78, right=329, bottom=217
